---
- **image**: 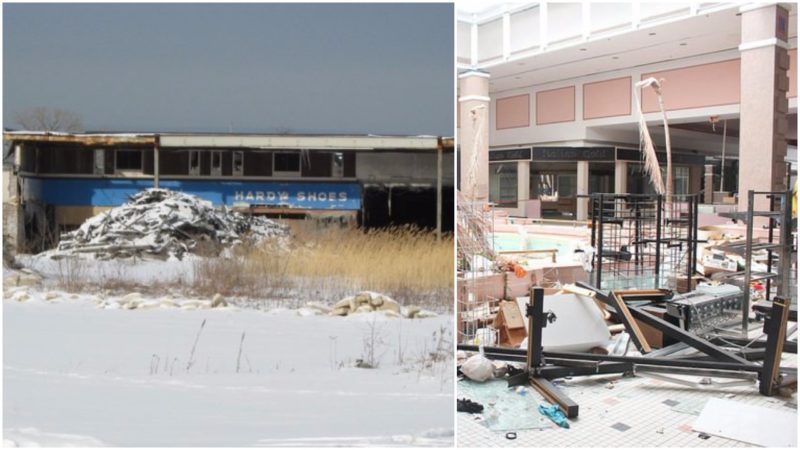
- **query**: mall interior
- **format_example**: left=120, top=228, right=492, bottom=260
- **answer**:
left=457, top=2, right=796, bottom=220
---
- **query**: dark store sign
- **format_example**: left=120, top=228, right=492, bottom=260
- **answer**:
left=531, top=147, right=615, bottom=161
left=617, top=148, right=705, bottom=165
left=489, top=147, right=532, bottom=162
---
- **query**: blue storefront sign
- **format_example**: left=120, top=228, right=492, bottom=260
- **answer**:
left=25, top=178, right=362, bottom=210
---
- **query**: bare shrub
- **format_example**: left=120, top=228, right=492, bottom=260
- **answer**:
left=358, top=317, right=387, bottom=369
left=192, top=241, right=292, bottom=299
left=55, top=257, right=88, bottom=292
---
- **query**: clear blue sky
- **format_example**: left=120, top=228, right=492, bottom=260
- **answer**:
left=3, top=3, right=454, bottom=135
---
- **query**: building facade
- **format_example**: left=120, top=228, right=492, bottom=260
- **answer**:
left=3, top=132, right=454, bottom=250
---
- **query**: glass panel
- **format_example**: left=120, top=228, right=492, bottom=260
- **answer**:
left=557, top=173, right=577, bottom=198
left=332, top=152, right=344, bottom=177
left=233, top=152, right=243, bottom=175
left=190, top=151, right=200, bottom=169
left=489, top=163, right=518, bottom=205
left=674, top=166, right=690, bottom=195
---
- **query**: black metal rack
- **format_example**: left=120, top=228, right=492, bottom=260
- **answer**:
left=458, top=284, right=796, bottom=419
left=590, top=193, right=699, bottom=291
left=716, top=190, right=795, bottom=335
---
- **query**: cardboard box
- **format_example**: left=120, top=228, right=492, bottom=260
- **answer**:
left=493, top=300, right=527, bottom=347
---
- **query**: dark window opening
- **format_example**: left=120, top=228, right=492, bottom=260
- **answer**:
left=274, top=152, right=300, bottom=173
left=116, top=150, right=142, bottom=170
left=233, top=151, right=243, bottom=175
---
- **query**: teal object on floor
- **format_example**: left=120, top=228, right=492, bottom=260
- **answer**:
left=538, top=402, right=570, bottom=429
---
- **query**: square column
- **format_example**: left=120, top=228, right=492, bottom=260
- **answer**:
left=738, top=4, right=790, bottom=214
left=576, top=160, right=589, bottom=221
left=517, top=160, right=530, bottom=215
left=458, top=70, right=491, bottom=202
left=704, top=164, right=715, bottom=204
left=614, top=160, right=628, bottom=195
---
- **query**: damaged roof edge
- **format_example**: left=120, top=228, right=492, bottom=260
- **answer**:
left=2, top=131, right=155, bottom=145
left=3, top=131, right=454, bottom=151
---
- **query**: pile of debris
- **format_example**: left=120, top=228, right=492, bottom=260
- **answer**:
left=300, top=291, right=437, bottom=319
left=50, top=189, right=289, bottom=260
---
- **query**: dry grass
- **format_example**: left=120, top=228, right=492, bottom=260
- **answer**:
left=49, top=223, right=454, bottom=311
left=235, top=224, right=453, bottom=308
left=284, top=223, right=453, bottom=293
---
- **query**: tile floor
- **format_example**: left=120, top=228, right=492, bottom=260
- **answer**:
left=457, top=354, right=797, bottom=447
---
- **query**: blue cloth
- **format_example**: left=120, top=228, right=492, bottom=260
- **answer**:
left=538, top=402, right=570, bottom=429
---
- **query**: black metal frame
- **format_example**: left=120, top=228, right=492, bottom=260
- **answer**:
left=458, top=285, right=795, bottom=420
left=590, top=193, right=700, bottom=291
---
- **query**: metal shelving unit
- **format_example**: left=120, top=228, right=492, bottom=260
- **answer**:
left=718, top=190, right=794, bottom=335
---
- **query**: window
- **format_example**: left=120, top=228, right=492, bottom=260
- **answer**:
left=273, top=152, right=300, bottom=176
left=673, top=166, right=690, bottom=196
left=233, top=151, right=243, bottom=176
left=189, top=150, right=200, bottom=175
left=557, top=174, right=577, bottom=198
left=116, top=150, right=142, bottom=171
left=332, top=152, right=344, bottom=178
left=628, top=165, right=691, bottom=196
left=94, top=149, right=105, bottom=175
left=489, top=163, right=518, bottom=206
left=531, top=172, right=576, bottom=200
left=211, top=151, right=222, bottom=176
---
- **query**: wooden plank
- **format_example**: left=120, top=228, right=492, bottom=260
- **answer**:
left=609, top=291, right=652, bottom=354
left=760, top=296, right=792, bottom=395
left=531, top=377, right=579, bottom=418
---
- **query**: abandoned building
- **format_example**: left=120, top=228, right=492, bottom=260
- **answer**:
left=2, top=131, right=454, bottom=250
left=457, top=2, right=797, bottom=220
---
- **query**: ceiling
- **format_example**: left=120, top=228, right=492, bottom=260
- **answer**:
left=458, top=4, right=797, bottom=94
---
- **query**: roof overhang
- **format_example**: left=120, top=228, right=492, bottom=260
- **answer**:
left=158, top=134, right=443, bottom=151
left=3, top=131, right=155, bottom=145
left=4, top=131, right=453, bottom=152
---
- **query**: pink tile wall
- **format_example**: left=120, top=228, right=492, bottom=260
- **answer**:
left=536, top=86, right=575, bottom=125
left=641, top=59, right=741, bottom=113
left=496, top=94, right=530, bottom=129
left=583, top=77, right=632, bottom=120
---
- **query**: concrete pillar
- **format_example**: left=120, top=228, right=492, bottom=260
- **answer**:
left=154, top=136, right=160, bottom=189
left=738, top=3, right=790, bottom=214
left=576, top=160, right=589, bottom=220
left=614, top=160, right=628, bottom=195
left=704, top=164, right=715, bottom=204
left=458, top=70, right=491, bottom=201
left=517, top=160, right=530, bottom=215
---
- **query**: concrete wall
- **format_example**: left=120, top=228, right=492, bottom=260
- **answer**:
left=486, top=49, right=798, bottom=149
left=355, top=152, right=454, bottom=185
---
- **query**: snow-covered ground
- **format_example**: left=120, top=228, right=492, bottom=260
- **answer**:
left=4, top=283, right=453, bottom=446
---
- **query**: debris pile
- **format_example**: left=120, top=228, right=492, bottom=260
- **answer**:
left=50, top=189, right=289, bottom=260
left=300, top=291, right=437, bottom=319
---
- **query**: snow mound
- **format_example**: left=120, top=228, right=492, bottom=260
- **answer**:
left=323, top=291, right=437, bottom=319
left=46, top=189, right=289, bottom=260
left=3, top=427, right=107, bottom=447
